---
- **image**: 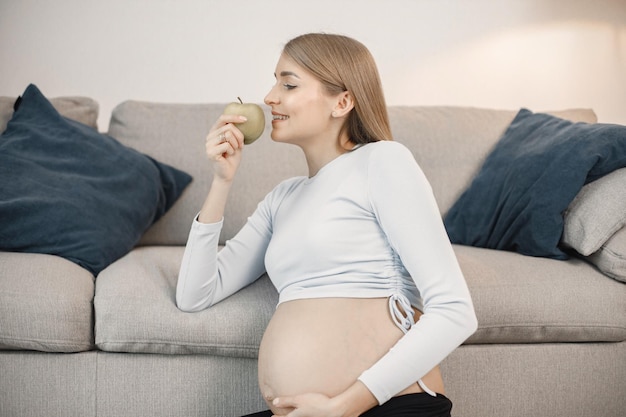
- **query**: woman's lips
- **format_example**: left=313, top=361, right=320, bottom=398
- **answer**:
left=272, top=113, right=289, bottom=121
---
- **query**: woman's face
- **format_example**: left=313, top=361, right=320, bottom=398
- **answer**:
left=264, top=54, right=339, bottom=146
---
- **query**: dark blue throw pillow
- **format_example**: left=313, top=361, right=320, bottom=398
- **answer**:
left=444, top=108, right=626, bottom=259
left=0, top=84, right=192, bottom=275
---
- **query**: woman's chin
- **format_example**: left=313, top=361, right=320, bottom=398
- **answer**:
left=269, top=132, right=287, bottom=144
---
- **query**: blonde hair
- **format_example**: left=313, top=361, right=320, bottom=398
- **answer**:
left=283, top=33, right=392, bottom=144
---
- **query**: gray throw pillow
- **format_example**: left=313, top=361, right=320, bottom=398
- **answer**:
left=586, top=227, right=626, bottom=282
left=562, top=168, right=626, bottom=256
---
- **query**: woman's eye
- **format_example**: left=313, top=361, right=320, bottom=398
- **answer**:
left=283, top=83, right=297, bottom=90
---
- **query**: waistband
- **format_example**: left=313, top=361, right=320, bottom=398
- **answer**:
left=361, top=392, right=453, bottom=417
left=240, top=393, right=452, bottom=417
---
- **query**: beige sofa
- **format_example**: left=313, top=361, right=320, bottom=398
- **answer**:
left=1, top=97, right=625, bottom=417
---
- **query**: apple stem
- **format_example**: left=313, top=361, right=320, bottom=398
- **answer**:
left=237, top=97, right=243, bottom=104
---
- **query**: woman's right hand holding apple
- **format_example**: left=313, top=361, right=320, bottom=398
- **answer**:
left=197, top=114, right=247, bottom=224
left=205, top=114, right=247, bottom=183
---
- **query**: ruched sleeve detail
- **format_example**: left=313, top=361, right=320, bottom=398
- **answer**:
left=358, top=142, right=478, bottom=404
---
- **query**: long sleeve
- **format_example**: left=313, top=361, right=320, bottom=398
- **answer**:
left=358, top=142, right=478, bottom=404
left=176, top=194, right=274, bottom=312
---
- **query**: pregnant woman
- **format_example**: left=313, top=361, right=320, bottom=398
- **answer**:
left=176, top=33, right=477, bottom=417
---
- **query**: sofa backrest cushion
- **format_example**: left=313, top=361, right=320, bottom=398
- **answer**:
left=108, top=101, right=307, bottom=246
left=1, top=93, right=99, bottom=133
left=108, top=102, right=596, bottom=245
left=389, top=106, right=598, bottom=217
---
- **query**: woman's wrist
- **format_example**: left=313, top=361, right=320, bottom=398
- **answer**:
left=197, top=177, right=233, bottom=224
left=332, top=381, right=378, bottom=417
left=211, top=175, right=235, bottom=188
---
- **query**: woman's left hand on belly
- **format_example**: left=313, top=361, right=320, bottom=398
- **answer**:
left=270, top=382, right=377, bottom=417
left=271, top=392, right=338, bottom=417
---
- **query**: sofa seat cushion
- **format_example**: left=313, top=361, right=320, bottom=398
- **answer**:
left=95, top=246, right=278, bottom=357
left=0, top=252, right=95, bottom=352
left=96, top=244, right=626, bottom=357
left=456, top=245, right=626, bottom=344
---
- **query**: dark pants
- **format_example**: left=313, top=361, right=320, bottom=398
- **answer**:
left=241, top=392, right=453, bottom=417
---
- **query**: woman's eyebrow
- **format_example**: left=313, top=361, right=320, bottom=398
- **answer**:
left=275, top=71, right=301, bottom=79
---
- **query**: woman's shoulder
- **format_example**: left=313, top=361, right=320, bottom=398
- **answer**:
left=360, top=140, right=429, bottom=189
left=358, top=139, right=411, bottom=155
left=360, top=140, right=416, bottom=166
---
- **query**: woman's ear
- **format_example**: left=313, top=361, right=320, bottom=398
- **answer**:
left=332, top=91, right=354, bottom=118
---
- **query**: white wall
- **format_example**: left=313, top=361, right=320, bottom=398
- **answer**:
left=1, top=0, right=624, bottom=130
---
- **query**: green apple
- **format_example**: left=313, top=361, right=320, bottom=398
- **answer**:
left=222, top=97, right=265, bottom=145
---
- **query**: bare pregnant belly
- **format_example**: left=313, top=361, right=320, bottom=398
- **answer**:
left=257, top=298, right=443, bottom=413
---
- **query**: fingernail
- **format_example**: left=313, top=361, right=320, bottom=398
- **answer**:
left=240, top=116, right=248, bottom=121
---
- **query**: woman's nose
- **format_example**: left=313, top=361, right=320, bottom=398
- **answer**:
left=264, top=86, right=278, bottom=106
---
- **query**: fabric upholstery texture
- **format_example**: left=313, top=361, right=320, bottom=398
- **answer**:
left=0, top=85, right=192, bottom=275
left=561, top=167, right=626, bottom=282
left=3, top=344, right=623, bottom=417
left=0, top=94, right=99, bottom=133
left=0, top=252, right=95, bottom=352
left=96, top=353, right=264, bottom=417
left=0, top=351, right=97, bottom=417
left=454, top=245, right=626, bottom=343
left=563, top=168, right=626, bottom=256
left=587, top=228, right=626, bottom=282
left=442, top=343, right=626, bottom=417
left=93, top=244, right=626, bottom=356
left=444, top=108, right=626, bottom=260
left=94, top=246, right=277, bottom=356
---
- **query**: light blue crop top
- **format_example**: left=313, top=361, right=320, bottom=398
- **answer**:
left=176, top=141, right=477, bottom=404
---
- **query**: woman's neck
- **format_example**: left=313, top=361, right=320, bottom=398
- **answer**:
left=303, top=134, right=355, bottom=177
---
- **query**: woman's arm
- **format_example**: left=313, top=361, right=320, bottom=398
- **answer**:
left=175, top=205, right=272, bottom=312
left=176, top=114, right=271, bottom=312
left=357, top=141, right=477, bottom=403
left=198, top=114, right=246, bottom=224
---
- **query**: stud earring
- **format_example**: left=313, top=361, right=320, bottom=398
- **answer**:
left=332, top=111, right=337, bottom=117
